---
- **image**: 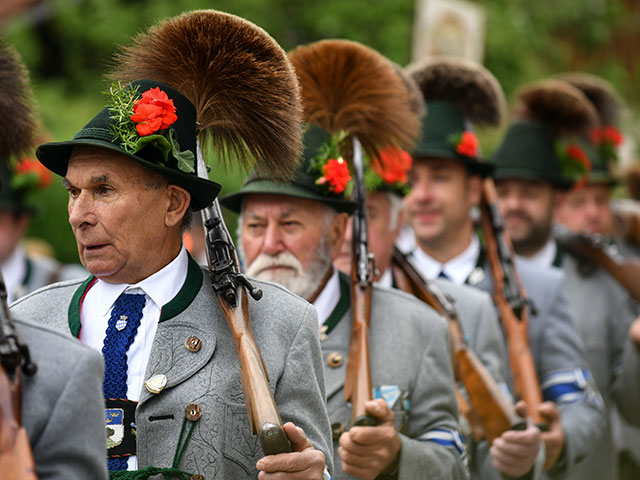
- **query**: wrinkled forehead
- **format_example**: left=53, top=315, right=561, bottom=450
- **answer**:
left=242, top=193, right=328, bottom=219
left=66, top=146, right=156, bottom=185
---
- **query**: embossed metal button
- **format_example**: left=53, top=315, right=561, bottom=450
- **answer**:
left=185, top=336, right=202, bottom=352
left=144, top=374, right=167, bottom=394
left=331, top=422, right=345, bottom=440
left=190, top=475, right=205, bottom=480
left=327, top=352, right=343, bottom=368
left=185, top=403, right=202, bottom=422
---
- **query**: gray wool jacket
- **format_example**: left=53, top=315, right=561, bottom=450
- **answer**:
left=11, top=259, right=334, bottom=479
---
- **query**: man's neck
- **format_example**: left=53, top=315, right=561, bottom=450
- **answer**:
left=307, top=266, right=334, bottom=304
left=416, top=222, right=474, bottom=264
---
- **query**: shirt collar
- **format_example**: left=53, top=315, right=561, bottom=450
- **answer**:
left=1, top=245, right=27, bottom=304
left=376, top=268, right=393, bottom=289
left=312, top=268, right=340, bottom=325
left=92, top=246, right=189, bottom=316
left=411, top=235, right=479, bottom=285
left=519, top=238, right=557, bottom=268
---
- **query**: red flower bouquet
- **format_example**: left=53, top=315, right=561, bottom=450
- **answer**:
left=130, top=87, right=178, bottom=136
left=455, top=131, right=479, bottom=158
left=373, top=147, right=412, bottom=185
left=317, top=157, right=351, bottom=194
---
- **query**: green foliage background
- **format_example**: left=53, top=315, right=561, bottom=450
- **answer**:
left=3, top=0, right=639, bottom=262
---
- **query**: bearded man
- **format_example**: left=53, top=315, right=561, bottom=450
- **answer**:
left=224, top=39, right=468, bottom=480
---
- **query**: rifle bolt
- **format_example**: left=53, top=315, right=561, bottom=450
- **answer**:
left=185, top=336, right=202, bottom=352
left=327, top=352, right=343, bottom=368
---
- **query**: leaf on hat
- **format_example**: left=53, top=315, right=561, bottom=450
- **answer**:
left=109, top=10, right=302, bottom=180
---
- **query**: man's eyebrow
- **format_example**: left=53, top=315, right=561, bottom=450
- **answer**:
left=62, top=178, right=71, bottom=188
left=90, top=174, right=109, bottom=184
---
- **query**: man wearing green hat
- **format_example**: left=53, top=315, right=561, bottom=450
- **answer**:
left=0, top=159, right=87, bottom=303
left=332, top=145, right=516, bottom=479
left=227, top=39, right=468, bottom=480
left=402, top=59, right=606, bottom=479
left=491, top=78, right=639, bottom=480
left=11, top=11, right=334, bottom=480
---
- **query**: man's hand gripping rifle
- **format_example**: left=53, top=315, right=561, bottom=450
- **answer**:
left=197, top=149, right=291, bottom=456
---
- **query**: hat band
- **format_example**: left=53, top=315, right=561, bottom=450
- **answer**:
left=73, top=127, right=114, bottom=143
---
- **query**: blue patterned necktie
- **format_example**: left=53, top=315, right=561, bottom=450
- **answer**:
left=438, top=270, right=449, bottom=280
left=102, top=292, right=146, bottom=471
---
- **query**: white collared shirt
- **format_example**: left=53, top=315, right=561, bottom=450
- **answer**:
left=2, top=245, right=27, bottom=304
left=376, top=268, right=393, bottom=289
left=520, top=238, right=557, bottom=268
left=411, top=235, right=480, bottom=285
left=80, top=246, right=188, bottom=470
left=312, top=269, right=340, bottom=326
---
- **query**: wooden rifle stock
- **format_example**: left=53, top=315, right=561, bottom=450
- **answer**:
left=480, top=179, right=546, bottom=427
left=0, top=276, right=38, bottom=479
left=554, top=226, right=640, bottom=303
left=202, top=199, right=290, bottom=455
left=391, top=248, right=523, bottom=442
left=344, top=136, right=378, bottom=428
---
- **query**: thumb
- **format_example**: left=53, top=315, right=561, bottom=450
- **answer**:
left=364, top=398, right=394, bottom=425
left=537, top=402, right=559, bottom=423
left=282, top=422, right=312, bottom=452
left=514, top=400, right=529, bottom=419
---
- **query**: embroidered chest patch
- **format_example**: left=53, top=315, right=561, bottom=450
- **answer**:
left=106, top=408, right=125, bottom=449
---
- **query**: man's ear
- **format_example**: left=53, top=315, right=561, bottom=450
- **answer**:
left=165, top=185, right=191, bottom=228
left=328, top=212, right=349, bottom=260
left=468, top=174, right=483, bottom=206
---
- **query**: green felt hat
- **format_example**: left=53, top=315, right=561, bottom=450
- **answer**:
left=0, top=162, right=32, bottom=214
left=490, top=79, right=598, bottom=190
left=221, top=124, right=357, bottom=214
left=36, top=79, right=221, bottom=210
left=407, top=57, right=505, bottom=177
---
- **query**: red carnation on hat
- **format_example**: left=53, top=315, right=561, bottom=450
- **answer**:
left=15, top=158, right=53, bottom=188
left=373, top=147, right=412, bottom=185
left=564, top=144, right=592, bottom=189
left=130, top=87, right=178, bottom=136
left=317, top=157, right=351, bottom=193
left=456, top=131, right=479, bottom=158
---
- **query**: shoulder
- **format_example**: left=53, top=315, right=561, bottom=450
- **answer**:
left=10, top=277, right=86, bottom=310
left=434, top=278, right=493, bottom=306
left=13, top=316, right=101, bottom=365
left=371, top=284, right=446, bottom=330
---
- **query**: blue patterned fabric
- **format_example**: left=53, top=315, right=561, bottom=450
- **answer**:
left=102, top=292, right=146, bottom=471
left=419, top=428, right=467, bottom=464
left=542, top=368, right=591, bottom=405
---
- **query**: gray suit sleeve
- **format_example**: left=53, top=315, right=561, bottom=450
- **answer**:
left=274, top=303, right=334, bottom=474
left=613, top=336, right=640, bottom=425
left=398, top=315, right=469, bottom=480
left=30, top=348, right=108, bottom=480
left=536, top=281, right=606, bottom=477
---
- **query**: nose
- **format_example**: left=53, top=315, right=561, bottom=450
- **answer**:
left=406, top=176, right=433, bottom=206
left=261, top=222, right=285, bottom=256
left=343, top=219, right=353, bottom=245
left=68, top=191, right=97, bottom=231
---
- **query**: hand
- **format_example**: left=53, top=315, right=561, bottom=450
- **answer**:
left=490, top=401, right=541, bottom=477
left=257, top=422, right=326, bottom=479
left=630, top=316, right=640, bottom=353
left=538, top=401, right=565, bottom=470
left=338, top=399, right=401, bottom=480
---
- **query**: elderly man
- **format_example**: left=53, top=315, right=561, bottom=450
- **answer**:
left=402, top=59, right=606, bottom=479
left=332, top=148, right=513, bottom=478
left=0, top=39, right=107, bottom=479
left=224, top=39, right=468, bottom=480
left=11, top=11, right=333, bottom=479
left=491, top=78, right=639, bottom=480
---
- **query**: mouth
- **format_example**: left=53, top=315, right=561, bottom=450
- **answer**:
left=82, top=243, right=109, bottom=253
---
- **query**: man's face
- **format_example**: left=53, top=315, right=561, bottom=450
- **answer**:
left=240, top=194, right=347, bottom=301
left=0, top=211, right=28, bottom=263
left=334, top=191, right=401, bottom=278
left=554, top=183, right=612, bottom=235
left=64, top=147, right=187, bottom=284
left=495, top=179, right=555, bottom=256
left=404, top=158, right=480, bottom=248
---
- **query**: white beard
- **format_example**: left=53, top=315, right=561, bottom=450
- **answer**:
left=244, top=240, right=332, bottom=301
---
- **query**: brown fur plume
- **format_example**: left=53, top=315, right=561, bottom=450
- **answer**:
left=624, top=164, right=640, bottom=201
left=555, top=72, right=621, bottom=126
left=288, top=40, right=420, bottom=162
left=515, top=79, right=598, bottom=136
left=392, top=63, right=426, bottom=119
left=406, top=56, right=504, bottom=126
left=109, top=10, right=302, bottom=179
left=0, top=39, right=36, bottom=162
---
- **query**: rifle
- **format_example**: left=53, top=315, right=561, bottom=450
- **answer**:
left=0, top=274, right=38, bottom=479
left=480, top=178, right=546, bottom=428
left=611, top=199, right=640, bottom=248
left=554, top=225, right=640, bottom=303
left=391, top=248, right=524, bottom=442
left=343, top=137, right=378, bottom=428
left=197, top=148, right=290, bottom=455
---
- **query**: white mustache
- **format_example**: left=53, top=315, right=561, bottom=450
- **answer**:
left=246, top=251, right=304, bottom=278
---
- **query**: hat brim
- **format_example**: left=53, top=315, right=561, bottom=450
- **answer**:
left=492, top=166, right=573, bottom=191
left=36, top=139, right=221, bottom=211
left=220, top=179, right=357, bottom=214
